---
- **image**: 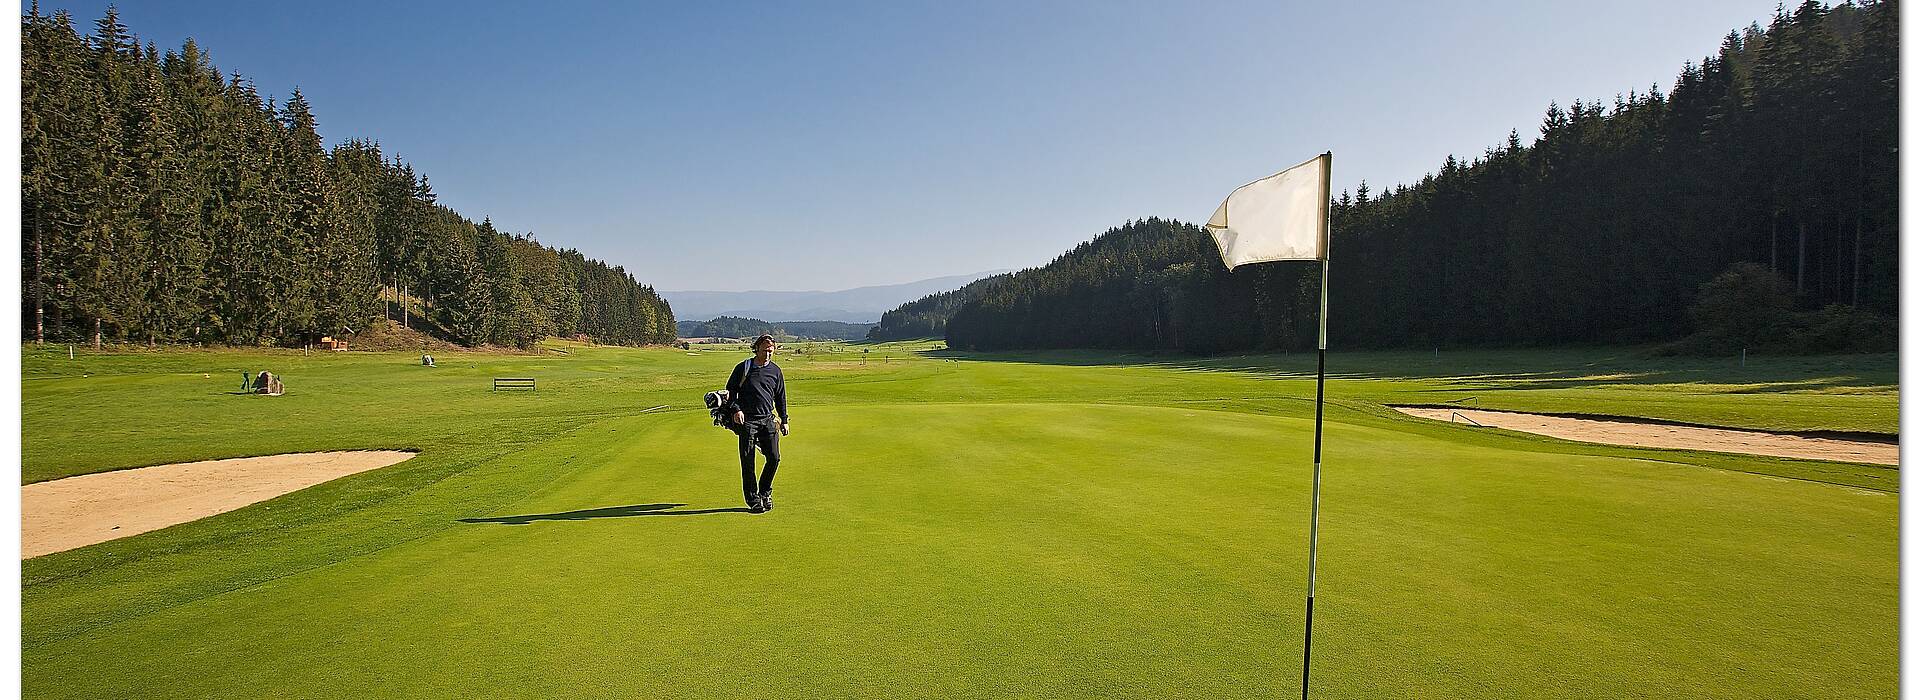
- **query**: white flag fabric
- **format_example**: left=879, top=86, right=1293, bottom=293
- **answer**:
left=1205, top=153, right=1330, bottom=268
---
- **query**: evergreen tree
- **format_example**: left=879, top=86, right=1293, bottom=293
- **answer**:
left=920, top=1, right=1896, bottom=354
left=20, top=8, right=676, bottom=347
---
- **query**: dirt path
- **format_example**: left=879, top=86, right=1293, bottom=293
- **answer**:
left=22, top=451, right=416, bottom=559
left=1392, top=407, right=1898, bottom=466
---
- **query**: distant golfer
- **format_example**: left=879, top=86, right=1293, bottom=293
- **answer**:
left=727, top=334, right=789, bottom=514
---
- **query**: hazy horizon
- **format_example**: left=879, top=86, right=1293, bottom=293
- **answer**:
left=38, top=0, right=1780, bottom=291
left=662, top=269, right=1006, bottom=295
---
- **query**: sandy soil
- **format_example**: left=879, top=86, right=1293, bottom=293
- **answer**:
left=22, top=450, right=415, bottom=559
left=1392, top=407, right=1898, bottom=466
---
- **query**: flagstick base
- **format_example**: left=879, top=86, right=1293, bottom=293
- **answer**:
left=1302, top=594, right=1315, bottom=700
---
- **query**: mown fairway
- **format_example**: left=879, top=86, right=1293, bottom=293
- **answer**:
left=21, top=342, right=1898, bottom=698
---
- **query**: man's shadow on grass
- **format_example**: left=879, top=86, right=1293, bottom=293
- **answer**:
left=459, top=503, right=749, bottom=525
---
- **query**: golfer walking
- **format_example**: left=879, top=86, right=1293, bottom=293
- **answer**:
left=727, top=334, right=789, bottom=514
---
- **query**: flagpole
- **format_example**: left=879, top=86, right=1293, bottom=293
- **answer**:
left=1200, top=151, right=1332, bottom=698
left=1301, top=152, right=1331, bottom=700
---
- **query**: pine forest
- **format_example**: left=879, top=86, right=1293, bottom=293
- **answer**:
left=21, top=7, right=677, bottom=349
left=929, top=1, right=1897, bottom=355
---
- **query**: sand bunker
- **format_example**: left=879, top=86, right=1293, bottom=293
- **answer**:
left=22, top=450, right=415, bottom=559
left=1392, top=407, right=1898, bottom=466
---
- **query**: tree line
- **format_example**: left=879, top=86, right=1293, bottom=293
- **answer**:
left=939, top=0, right=1896, bottom=354
left=678, top=316, right=875, bottom=341
left=866, top=273, right=1010, bottom=341
left=21, top=6, right=676, bottom=348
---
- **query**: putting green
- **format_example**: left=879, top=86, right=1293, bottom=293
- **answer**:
left=22, top=399, right=1896, bottom=698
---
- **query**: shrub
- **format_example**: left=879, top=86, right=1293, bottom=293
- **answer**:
left=1671, top=263, right=1896, bottom=355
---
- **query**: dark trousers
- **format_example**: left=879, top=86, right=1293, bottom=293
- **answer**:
left=738, top=416, right=781, bottom=497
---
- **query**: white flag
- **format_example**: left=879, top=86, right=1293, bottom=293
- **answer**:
left=1205, top=153, right=1330, bottom=269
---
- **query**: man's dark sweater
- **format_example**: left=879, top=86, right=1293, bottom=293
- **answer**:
left=727, top=359, right=788, bottom=423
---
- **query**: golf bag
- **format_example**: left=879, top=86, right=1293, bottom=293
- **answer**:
left=704, top=359, right=753, bottom=434
left=704, top=389, right=735, bottom=430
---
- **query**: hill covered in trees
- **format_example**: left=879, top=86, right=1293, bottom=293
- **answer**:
left=21, top=7, right=676, bottom=348
left=866, top=273, right=1011, bottom=340
left=677, top=316, right=875, bottom=341
left=942, top=0, right=1897, bottom=354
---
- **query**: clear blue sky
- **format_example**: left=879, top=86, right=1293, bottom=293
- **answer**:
left=40, top=1, right=1777, bottom=291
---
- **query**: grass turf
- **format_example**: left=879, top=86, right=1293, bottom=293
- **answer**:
left=20, top=342, right=1898, bottom=698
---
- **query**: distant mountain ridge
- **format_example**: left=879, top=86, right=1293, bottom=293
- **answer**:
left=663, top=271, right=1009, bottom=324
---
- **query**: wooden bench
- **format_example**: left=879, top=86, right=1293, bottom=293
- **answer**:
left=492, top=377, right=536, bottom=391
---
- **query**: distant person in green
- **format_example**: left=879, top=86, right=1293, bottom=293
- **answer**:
left=726, top=334, right=789, bottom=514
